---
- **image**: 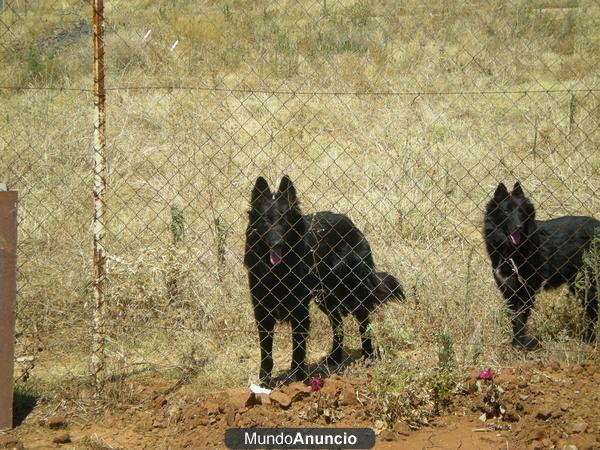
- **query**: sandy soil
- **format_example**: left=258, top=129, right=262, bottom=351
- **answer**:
left=2, top=361, right=599, bottom=449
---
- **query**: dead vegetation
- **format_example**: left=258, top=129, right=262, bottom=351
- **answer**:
left=0, top=1, right=598, bottom=408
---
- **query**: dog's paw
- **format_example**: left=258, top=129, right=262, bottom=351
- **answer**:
left=258, top=375, right=273, bottom=389
left=290, top=365, right=308, bottom=383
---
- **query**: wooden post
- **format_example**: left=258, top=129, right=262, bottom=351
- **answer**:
left=0, top=190, right=18, bottom=431
left=92, top=0, right=107, bottom=395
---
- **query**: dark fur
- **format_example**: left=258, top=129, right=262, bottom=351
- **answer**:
left=483, top=181, right=599, bottom=349
left=244, top=175, right=404, bottom=385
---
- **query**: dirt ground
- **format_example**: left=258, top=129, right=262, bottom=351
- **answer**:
left=2, top=361, right=599, bottom=450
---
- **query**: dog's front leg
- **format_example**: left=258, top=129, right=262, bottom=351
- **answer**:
left=511, top=306, right=534, bottom=348
left=355, top=305, right=374, bottom=359
left=495, top=269, right=539, bottom=349
left=325, top=307, right=344, bottom=366
left=506, top=282, right=539, bottom=350
left=290, top=304, right=309, bottom=382
left=257, top=317, right=275, bottom=387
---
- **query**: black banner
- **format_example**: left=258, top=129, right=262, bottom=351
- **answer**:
left=225, top=428, right=376, bottom=449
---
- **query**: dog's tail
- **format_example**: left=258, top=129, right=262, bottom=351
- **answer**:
left=372, top=271, right=405, bottom=304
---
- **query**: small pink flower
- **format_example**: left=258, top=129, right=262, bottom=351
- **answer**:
left=478, top=367, right=494, bottom=381
left=310, top=377, right=325, bottom=392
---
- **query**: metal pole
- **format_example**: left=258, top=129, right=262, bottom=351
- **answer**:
left=0, top=190, right=18, bottom=430
left=92, top=0, right=107, bottom=395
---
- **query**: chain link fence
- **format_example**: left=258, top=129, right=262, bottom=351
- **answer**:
left=1, top=0, right=598, bottom=395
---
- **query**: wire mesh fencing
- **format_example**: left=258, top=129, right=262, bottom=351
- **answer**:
left=0, top=0, right=598, bottom=394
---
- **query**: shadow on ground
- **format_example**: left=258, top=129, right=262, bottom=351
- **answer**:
left=270, top=348, right=367, bottom=387
left=13, top=386, right=39, bottom=426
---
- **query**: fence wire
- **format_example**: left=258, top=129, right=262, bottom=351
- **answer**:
left=0, top=0, right=598, bottom=392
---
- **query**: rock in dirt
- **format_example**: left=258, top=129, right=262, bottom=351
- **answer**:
left=270, top=391, right=292, bottom=409
left=549, top=361, right=561, bottom=372
left=530, top=428, right=546, bottom=442
left=254, top=393, right=271, bottom=406
left=529, top=385, right=542, bottom=395
left=393, top=421, right=411, bottom=437
left=0, top=436, right=23, bottom=449
left=225, top=409, right=237, bottom=427
left=229, top=391, right=253, bottom=410
left=47, top=414, right=68, bottom=429
left=534, top=404, right=553, bottom=420
left=503, top=410, right=520, bottom=422
left=320, top=379, right=342, bottom=396
left=284, top=383, right=312, bottom=403
left=379, top=430, right=395, bottom=442
left=568, top=418, right=587, bottom=434
left=205, top=400, right=221, bottom=415
left=339, top=386, right=357, bottom=406
left=52, top=432, right=71, bottom=444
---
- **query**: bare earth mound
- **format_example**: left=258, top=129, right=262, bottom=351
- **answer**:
left=3, top=361, right=599, bottom=449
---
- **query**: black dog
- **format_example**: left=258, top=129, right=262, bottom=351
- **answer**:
left=244, top=175, right=404, bottom=386
left=484, top=181, right=599, bottom=349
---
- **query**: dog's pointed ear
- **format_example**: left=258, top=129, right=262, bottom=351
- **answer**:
left=493, top=182, right=509, bottom=202
left=251, top=176, right=271, bottom=205
left=277, top=175, right=297, bottom=204
left=512, top=181, right=524, bottom=198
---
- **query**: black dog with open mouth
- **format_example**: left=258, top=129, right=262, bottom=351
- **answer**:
left=484, top=181, right=599, bottom=349
left=244, top=175, right=404, bottom=386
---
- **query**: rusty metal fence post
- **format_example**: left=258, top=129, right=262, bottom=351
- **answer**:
left=91, top=0, right=107, bottom=395
left=0, top=190, right=18, bottom=430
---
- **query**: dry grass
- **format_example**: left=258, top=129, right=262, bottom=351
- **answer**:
left=0, top=0, right=599, bottom=402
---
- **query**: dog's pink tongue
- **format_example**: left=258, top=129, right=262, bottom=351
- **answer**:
left=270, top=248, right=282, bottom=266
left=509, top=230, right=522, bottom=245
